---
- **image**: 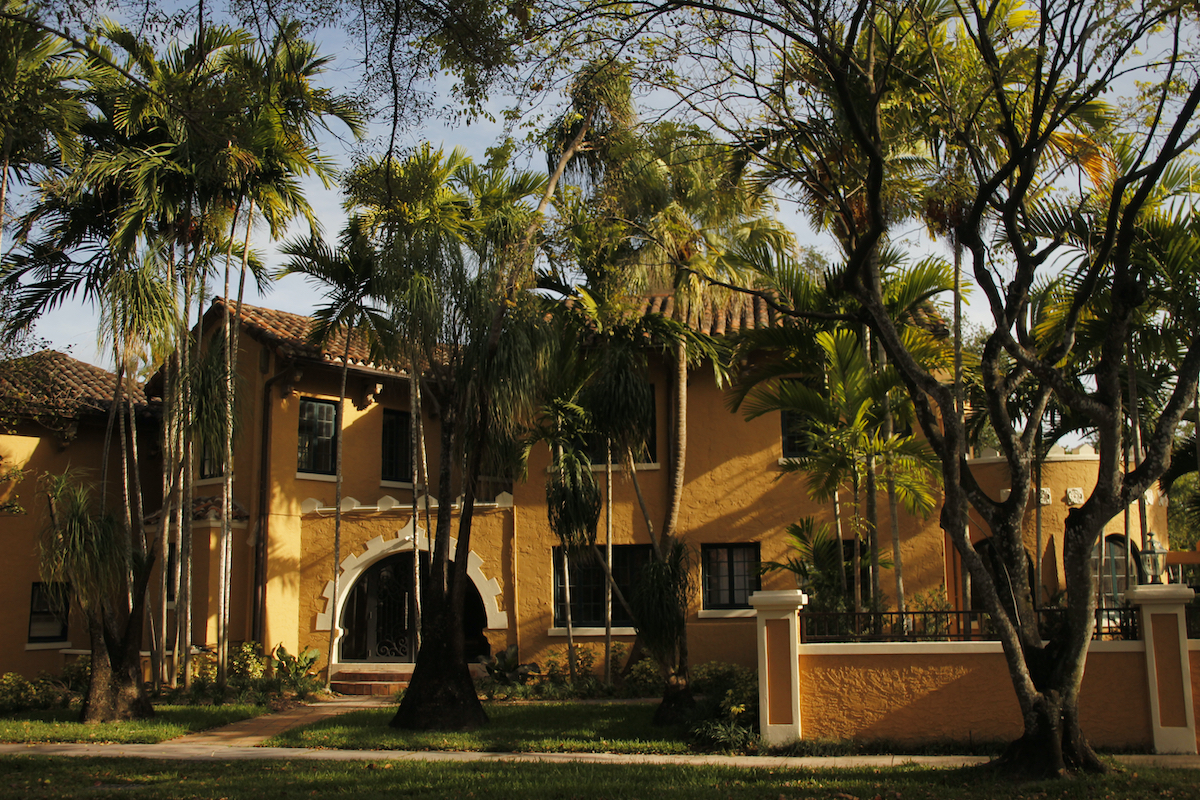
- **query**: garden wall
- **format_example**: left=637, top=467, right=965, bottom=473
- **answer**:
left=752, top=587, right=1198, bottom=754
left=795, top=641, right=1151, bottom=748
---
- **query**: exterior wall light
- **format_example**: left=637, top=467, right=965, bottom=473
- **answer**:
left=1142, top=530, right=1167, bottom=585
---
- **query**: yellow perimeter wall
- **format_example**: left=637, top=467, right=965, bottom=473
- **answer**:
left=796, top=642, right=1154, bottom=748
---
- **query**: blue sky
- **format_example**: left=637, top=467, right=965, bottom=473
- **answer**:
left=13, top=14, right=978, bottom=368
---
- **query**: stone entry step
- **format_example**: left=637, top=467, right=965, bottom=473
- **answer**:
left=330, top=665, right=414, bottom=696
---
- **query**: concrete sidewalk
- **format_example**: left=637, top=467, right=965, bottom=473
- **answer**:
left=166, top=695, right=391, bottom=748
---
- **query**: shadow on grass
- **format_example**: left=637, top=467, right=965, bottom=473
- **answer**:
left=0, top=705, right=270, bottom=744
left=0, top=755, right=1190, bottom=800
left=267, top=702, right=692, bottom=754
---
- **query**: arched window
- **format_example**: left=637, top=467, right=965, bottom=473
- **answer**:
left=1091, top=533, right=1144, bottom=606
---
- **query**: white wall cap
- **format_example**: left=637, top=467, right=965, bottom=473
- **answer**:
left=749, top=589, right=808, bottom=610
left=1127, top=585, right=1195, bottom=605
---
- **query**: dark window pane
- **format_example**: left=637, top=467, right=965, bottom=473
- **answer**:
left=298, top=398, right=337, bottom=475
left=28, top=583, right=68, bottom=642
left=702, top=544, right=760, bottom=609
left=199, top=440, right=223, bottom=480
left=587, top=384, right=657, bottom=464
left=553, top=545, right=652, bottom=627
left=381, top=410, right=412, bottom=482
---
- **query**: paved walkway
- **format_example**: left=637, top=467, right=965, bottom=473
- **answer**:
left=0, top=697, right=1198, bottom=770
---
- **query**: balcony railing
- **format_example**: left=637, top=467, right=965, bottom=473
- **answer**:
left=799, top=606, right=1141, bottom=643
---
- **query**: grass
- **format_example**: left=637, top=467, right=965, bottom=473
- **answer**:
left=0, top=756, right=1197, bottom=799
left=266, top=702, right=693, bottom=754
left=0, top=704, right=270, bottom=744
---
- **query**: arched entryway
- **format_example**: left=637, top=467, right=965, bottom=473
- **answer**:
left=337, top=551, right=489, bottom=663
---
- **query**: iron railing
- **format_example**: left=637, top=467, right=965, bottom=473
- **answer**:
left=1186, top=605, right=1200, bottom=640
left=799, top=606, right=1140, bottom=643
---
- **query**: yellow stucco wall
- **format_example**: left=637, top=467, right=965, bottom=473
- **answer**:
left=296, top=506, right=513, bottom=668
left=163, top=332, right=1179, bottom=688
left=963, top=453, right=1170, bottom=601
left=0, top=415, right=159, bottom=677
left=796, top=644, right=1153, bottom=748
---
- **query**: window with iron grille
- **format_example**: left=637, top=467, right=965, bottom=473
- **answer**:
left=702, top=543, right=760, bottom=609
left=586, top=384, right=657, bottom=465
left=297, top=398, right=337, bottom=475
left=381, top=409, right=412, bottom=482
left=553, top=544, right=653, bottom=627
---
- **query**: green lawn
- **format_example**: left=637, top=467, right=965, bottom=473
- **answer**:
left=0, top=704, right=269, bottom=744
left=0, top=756, right=1195, bottom=800
left=266, top=702, right=692, bottom=754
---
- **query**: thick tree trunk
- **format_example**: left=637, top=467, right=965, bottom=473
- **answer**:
left=389, top=604, right=485, bottom=731
left=390, top=403, right=487, bottom=731
left=994, top=690, right=1105, bottom=778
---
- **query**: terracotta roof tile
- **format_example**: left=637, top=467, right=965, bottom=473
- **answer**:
left=0, top=350, right=148, bottom=417
left=636, top=292, right=948, bottom=338
left=636, top=293, right=784, bottom=335
left=212, top=298, right=407, bottom=374
left=143, top=495, right=250, bottom=527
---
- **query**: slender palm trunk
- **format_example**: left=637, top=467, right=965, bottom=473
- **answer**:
left=326, top=335, right=352, bottom=686
left=604, top=439, right=613, bottom=684
left=562, top=549, right=576, bottom=682
left=0, top=146, right=10, bottom=256
left=879, top=349, right=906, bottom=616
left=852, top=475, right=863, bottom=615
left=409, top=370, right=423, bottom=656
left=834, top=489, right=847, bottom=602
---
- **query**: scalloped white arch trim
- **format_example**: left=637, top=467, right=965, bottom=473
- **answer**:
left=315, top=517, right=506, bottom=635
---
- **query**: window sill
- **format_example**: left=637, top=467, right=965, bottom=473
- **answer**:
left=588, top=463, right=660, bottom=473
left=698, top=608, right=755, bottom=619
left=380, top=480, right=414, bottom=490
left=547, top=627, right=637, bottom=637
left=26, top=641, right=70, bottom=651
left=296, top=472, right=338, bottom=483
left=194, top=476, right=229, bottom=486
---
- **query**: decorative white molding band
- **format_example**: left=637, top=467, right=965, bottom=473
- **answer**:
left=315, top=517, right=507, bottom=633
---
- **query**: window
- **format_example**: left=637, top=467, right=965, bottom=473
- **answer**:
left=777, top=376, right=825, bottom=455
left=702, top=544, right=760, bottom=609
left=199, top=440, right=223, bottom=480
left=779, top=377, right=820, bottom=458
left=1092, top=534, right=1144, bottom=605
left=587, top=384, right=657, bottom=465
left=381, top=409, right=412, bottom=483
left=297, top=398, right=337, bottom=475
left=553, top=544, right=653, bottom=627
left=780, top=409, right=810, bottom=458
left=28, top=583, right=68, bottom=643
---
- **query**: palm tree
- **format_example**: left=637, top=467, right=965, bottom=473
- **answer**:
left=280, top=218, right=397, bottom=686
left=740, top=328, right=939, bottom=614
left=0, top=0, right=85, bottom=256
left=212, top=21, right=364, bottom=686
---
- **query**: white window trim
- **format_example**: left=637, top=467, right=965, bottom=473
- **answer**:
left=698, top=608, right=755, bottom=619
left=547, top=627, right=637, bottom=637
left=590, top=462, right=660, bottom=472
left=25, top=641, right=71, bottom=651
left=297, top=472, right=338, bottom=483
left=195, top=475, right=234, bottom=487
left=380, top=480, right=414, bottom=490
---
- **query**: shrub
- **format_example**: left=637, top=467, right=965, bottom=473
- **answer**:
left=230, top=642, right=267, bottom=685
left=618, top=656, right=662, bottom=698
left=0, top=673, right=34, bottom=713
left=686, top=661, right=760, bottom=752
left=59, top=658, right=90, bottom=694
left=271, top=644, right=321, bottom=699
